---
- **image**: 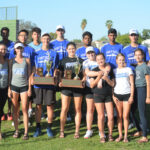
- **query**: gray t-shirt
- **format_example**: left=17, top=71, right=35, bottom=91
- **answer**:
left=11, top=58, right=28, bottom=87
left=135, top=62, right=150, bottom=87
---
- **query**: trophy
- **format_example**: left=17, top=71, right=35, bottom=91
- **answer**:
left=74, top=61, right=81, bottom=80
left=36, top=68, right=43, bottom=77
left=45, top=60, right=53, bottom=77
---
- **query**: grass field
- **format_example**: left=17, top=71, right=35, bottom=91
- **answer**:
left=0, top=92, right=150, bottom=150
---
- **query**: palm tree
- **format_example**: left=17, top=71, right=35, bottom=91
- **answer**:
left=81, top=19, right=87, bottom=33
left=105, top=20, right=113, bottom=30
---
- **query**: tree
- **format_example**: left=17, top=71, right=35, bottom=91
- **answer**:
left=19, top=20, right=37, bottom=42
left=81, top=19, right=87, bottom=33
left=49, top=32, right=57, bottom=40
left=72, top=39, right=81, bottom=43
left=98, top=36, right=108, bottom=42
left=142, top=29, right=150, bottom=40
left=105, top=20, right=113, bottom=30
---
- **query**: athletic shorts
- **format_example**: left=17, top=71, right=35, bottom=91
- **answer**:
left=94, top=94, right=112, bottom=103
left=84, top=86, right=93, bottom=99
left=33, top=88, right=56, bottom=106
left=61, top=87, right=83, bottom=97
left=11, top=85, right=28, bottom=94
left=114, top=93, right=130, bottom=101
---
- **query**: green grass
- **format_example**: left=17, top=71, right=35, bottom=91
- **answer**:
left=1, top=92, right=150, bottom=150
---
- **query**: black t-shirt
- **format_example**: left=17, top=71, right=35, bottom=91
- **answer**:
left=58, top=57, right=84, bottom=79
left=91, top=67, right=114, bottom=96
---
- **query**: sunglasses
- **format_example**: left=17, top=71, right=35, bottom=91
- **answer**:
left=130, top=34, right=138, bottom=36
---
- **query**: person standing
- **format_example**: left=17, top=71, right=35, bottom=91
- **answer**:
left=8, top=42, right=31, bottom=140
left=101, top=28, right=123, bottom=69
left=134, top=48, right=150, bottom=143
left=76, top=31, right=100, bottom=60
left=32, top=33, right=58, bottom=138
left=0, top=43, right=9, bottom=140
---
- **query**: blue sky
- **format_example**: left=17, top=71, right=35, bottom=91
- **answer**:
left=0, top=0, right=150, bottom=41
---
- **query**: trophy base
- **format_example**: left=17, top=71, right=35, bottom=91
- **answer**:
left=61, top=79, right=85, bottom=88
left=33, top=77, right=57, bottom=85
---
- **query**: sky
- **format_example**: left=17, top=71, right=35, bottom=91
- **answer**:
left=0, top=0, right=150, bottom=41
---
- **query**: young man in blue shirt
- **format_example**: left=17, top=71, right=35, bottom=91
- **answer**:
left=122, top=29, right=150, bottom=137
left=29, top=27, right=42, bottom=52
left=76, top=31, right=100, bottom=60
left=0, top=27, right=14, bottom=121
left=32, top=33, right=59, bottom=138
left=50, top=25, right=69, bottom=61
left=101, top=28, right=123, bottom=69
left=28, top=27, right=42, bottom=119
left=9, top=29, right=35, bottom=66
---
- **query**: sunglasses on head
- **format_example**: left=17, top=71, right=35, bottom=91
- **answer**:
left=57, top=29, right=64, bottom=32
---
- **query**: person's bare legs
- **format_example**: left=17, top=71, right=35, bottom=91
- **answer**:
left=123, top=102, right=131, bottom=141
left=105, top=102, right=114, bottom=137
left=20, top=92, right=28, bottom=134
left=95, top=103, right=105, bottom=138
left=47, top=105, right=54, bottom=124
left=74, top=96, right=82, bottom=134
left=11, top=92, right=19, bottom=132
left=60, top=94, right=71, bottom=132
left=35, top=104, right=42, bottom=123
left=86, top=98, right=95, bottom=130
left=115, top=101, right=123, bottom=141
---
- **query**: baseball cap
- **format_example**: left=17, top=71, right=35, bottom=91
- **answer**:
left=56, top=25, right=65, bottom=31
left=86, top=46, right=95, bottom=53
left=41, top=32, right=50, bottom=37
left=14, top=43, right=24, bottom=49
left=129, top=29, right=139, bottom=35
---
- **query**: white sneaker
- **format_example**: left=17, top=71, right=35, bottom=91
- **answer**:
left=66, top=114, right=72, bottom=121
left=84, top=130, right=93, bottom=139
left=28, top=109, right=33, bottom=118
left=128, top=123, right=134, bottom=129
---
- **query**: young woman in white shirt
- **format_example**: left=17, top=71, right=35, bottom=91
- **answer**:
left=113, top=53, right=134, bottom=142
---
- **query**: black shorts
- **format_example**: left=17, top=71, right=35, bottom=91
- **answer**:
left=94, top=94, right=112, bottom=103
left=61, top=87, right=83, bottom=97
left=114, top=93, right=130, bottom=101
left=11, top=85, right=28, bottom=94
left=84, top=86, right=93, bottom=99
left=33, top=88, right=56, bottom=106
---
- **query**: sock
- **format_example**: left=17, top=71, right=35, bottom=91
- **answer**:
left=47, top=123, right=52, bottom=129
left=36, top=123, right=41, bottom=128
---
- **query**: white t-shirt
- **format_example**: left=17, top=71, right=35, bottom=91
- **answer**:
left=113, top=67, right=133, bottom=94
left=83, top=59, right=98, bottom=87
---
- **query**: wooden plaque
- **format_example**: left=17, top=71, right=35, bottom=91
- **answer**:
left=33, top=77, right=57, bottom=85
left=61, top=79, right=85, bottom=88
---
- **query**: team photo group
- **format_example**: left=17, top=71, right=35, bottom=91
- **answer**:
left=0, top=25, right=150, bottom=144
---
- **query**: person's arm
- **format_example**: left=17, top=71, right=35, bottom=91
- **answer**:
left=26, top=58, right=32, bottom=97
left=8, top=59, right=13, bottom=98
left=90, top=71, right=103, bottom=88
left=145, top=74, right=150, bottom=104
left=85, top=68, right=100, bottom=77
left=128, top=74, right=134, bottom=104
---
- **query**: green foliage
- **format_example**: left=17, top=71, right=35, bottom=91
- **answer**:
left=72, top=39, right=81, bottom=43
left=142, top=29, right=150, bottom=40
left=81, top=19, right=87, bottom=32
left=19, top=20, right=37, bottom=43
left=98, top=36, right=108, bottom=42
left=49, top=32, right=57, bottom=40
left=105, top=20, right=113, bottom=30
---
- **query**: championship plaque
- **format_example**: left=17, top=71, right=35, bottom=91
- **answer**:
left=61, top=61, right=84, bottom=88
left=33, top=52, right=57, bottom=85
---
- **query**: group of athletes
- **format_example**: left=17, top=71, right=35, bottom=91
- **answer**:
left=0, top=25, right=150, bottom=143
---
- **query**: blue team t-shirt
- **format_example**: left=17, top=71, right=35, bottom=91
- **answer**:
left=101, top=43, right=123, bottom=69
left=50, top=39, right=69, bottom=61
left=28, top=42, right=42, bottom=52
left=76, top=46, right=100, bottom=60
left=33, top=49, right=59, bottom=89
left=122, top=44, right=150, bottom=70
left=9, top=45, right=35, bottom=66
